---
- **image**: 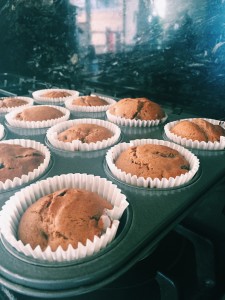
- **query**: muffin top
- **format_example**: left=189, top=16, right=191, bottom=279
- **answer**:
left=108, top=97, right=165, bottom=121
left=0, top=97, right=27, bottom=108
left=58, top=123, right=113, bottom=143
left=72, top=96, right=108, bottom=107
left=170, top=118, right=225, bottom=142
left=115, top=144, right=189, bottom=180
left=18, top=188, right=113, bottom=251
left=15, top=106, right=64, bottom=122
left=41, top=90, right=72, bottom=98
left=0, top=143, right=45, bottom=183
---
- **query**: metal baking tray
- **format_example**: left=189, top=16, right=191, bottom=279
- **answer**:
left=0, top=102, right=225, bottom=299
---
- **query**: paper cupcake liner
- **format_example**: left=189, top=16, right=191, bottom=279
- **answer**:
left=0, top=173, right=129, bottom=262
left=32, top=89, right=79, bottom=105
left=65, top=94, right=116, bottom=113
left=0, top=139, right=51, bottom=191
left=5, top=105, right=70, bottom=129
left=106, top=110, right=168, bottom=127
left=106, top=139, right=200, bottom=188
left=46, top=118, right=121, bottom=151
left=164, top=118, right=225, bottom=150
left=0, top=96, right=34, bottom=114
left=0, top=124, right=5, bottom=140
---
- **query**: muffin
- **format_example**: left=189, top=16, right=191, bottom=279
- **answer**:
left=5, top=105, right=70, bottom=129
left=15, top=106, right=64, bottom=122
left=106, top=139, right=200, bottom=188
left=18, top=188, right=113, bottom=251
left=46, top=118, right=121, bottom=152
left=115, top=144, right=190, bottom=180
left=72, top=95, right=108, bottom=107
left=0, top=143, right=45, bottom=183
left=106, top=97, right=166, bottom=127
left=0, top=139, right=50, bottom=191
left=108, top=98, right=165, bottom=120
left=32, top=88, right=79, bottom=105
left=41, top=90, right=72, bottom=98
left=0, top=173, right=129, bottom=261
left=58, top=123, right=113, bottom=143
left=0, top=96, right=33, bottom=114
left=65, top=94, right=116, bottom=114
left=164, top=118, right=225, bottom=150
left=0, top=97, right=27, bottom=108
left=170, top=118, right=225, bottom=142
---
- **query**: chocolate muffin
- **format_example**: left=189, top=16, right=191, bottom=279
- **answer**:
left=58, top=123, right=113, bottom=143
left=115, top=144, right=190, bottom=179
left=108, top=97, right=165, bottom=121
left=18, top=188, right=113, bottom=251
left=15, top=106, right=64, bottom=122
left=170, top=118, right=225, bottom=142
left=0, top=143, right=45, bottom=183
left=72, top=96, right=108, bottom=107
left=0, top=97, right=27, bottom=108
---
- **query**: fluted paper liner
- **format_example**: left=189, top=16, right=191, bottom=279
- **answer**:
left=106, top=139, right=200, bottom=188
left=5, top=105, right=70, bottom=128
left=0, top=173, right=129, bottom=262
left=0, top=139, right=51, bottom=191
left=164, top=118, right=225, bottom=150
left=0, top=124, right=5, bottom=140
left=0, top=96, right=34, bottom=114
left=32, top=88, right=79, bottom=105
left=46, top=118, right=121, bottom=151
left=65, top=94, right=116, bottom=113
left=106, top=110, right=168, bottom=127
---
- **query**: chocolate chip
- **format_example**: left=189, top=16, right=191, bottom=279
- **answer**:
left=181, top=165, right=190, bottom=170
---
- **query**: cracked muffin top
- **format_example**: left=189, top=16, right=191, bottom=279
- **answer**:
left=0, top=97, right=27, bottom=108
left=108, top=97, right=165, bottom=120
left=15, top=106, right=64, bottom=122
left=170, top=118, right=225, bottom=142
left=57, top=123, right=113, bottom=143
left=115, top=144, right=190, bottom=180
left=72, top=95, right=108, bottom=106
left=18, top=188, right=113, bottom=251
left=0, top=143, right=45, bottom=183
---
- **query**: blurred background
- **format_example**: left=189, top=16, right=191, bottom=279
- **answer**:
left=0, top=0, right=225, bottom=117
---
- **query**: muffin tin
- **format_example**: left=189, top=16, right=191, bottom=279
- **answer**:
left=1, top=105, right=225, bottom=298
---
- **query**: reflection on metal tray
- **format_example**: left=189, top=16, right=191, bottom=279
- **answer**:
left=0, top=83, right=225, bottom=299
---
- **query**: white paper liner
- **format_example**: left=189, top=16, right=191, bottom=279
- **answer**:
left=0, top=124, right=5, bottom=140
left=0, top=96, right=34, bottom=114
left=0, top=173, right=129, bottom=262
left=46, top=118, right=121, bottom=151
left=5, top=105, right=70, bottom=128
left=106, top=139, right=200, bottom=188
left=164, top=118, right=225, bottom=150
left=106, top=110, right=168, bottom=127
left=32, top=89, right=79, bottom=105
left=65, top=94, right=116, bottom=113
left=0, top=139, right=51, bottom=191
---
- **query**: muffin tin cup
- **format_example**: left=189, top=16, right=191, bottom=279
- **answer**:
left=0, top=139, right=51, bottom=191
left=0, top=96, right=34, bottom=114
left=164, top=118, right=225, bottom=150
left=0, top=173, right=129, bottom=262
left=5, top=105, right=70, bottom=128
left=106, top=139, right=200, bottom=188
left=32, top=89, right=79, bottom=105
left=106, top=110, right=168, bottom=127
left=65, top=94, right=116, bottom=113
left=46, top=118, right=121, bottom=151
